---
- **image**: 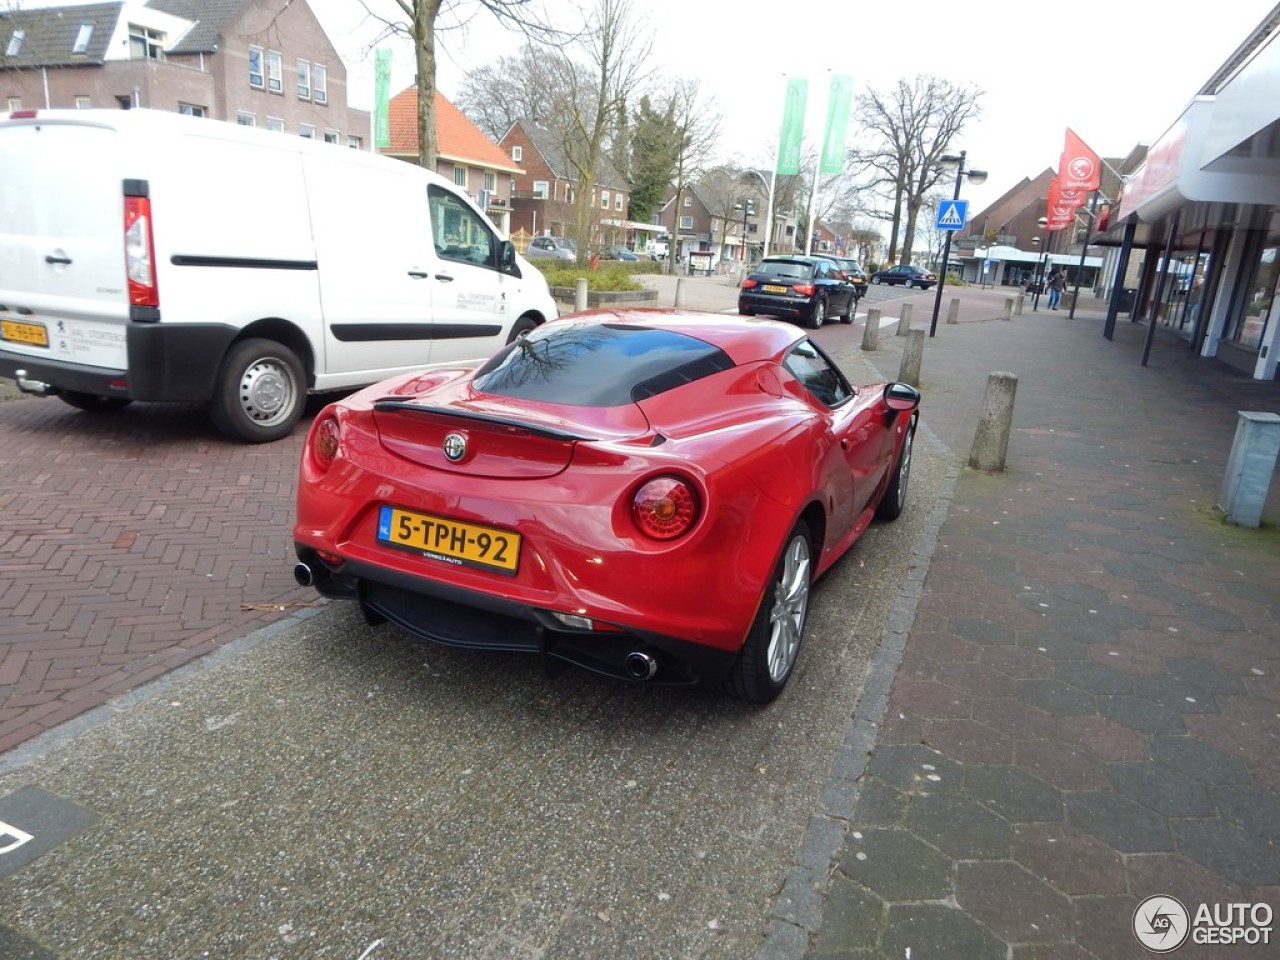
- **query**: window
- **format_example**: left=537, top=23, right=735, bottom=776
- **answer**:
left=324, top=129, right=339, bottom=144
left=248, top=47, right=264, bottom=89
left=178, top=103, right=205, bottom=117
left=484, top=172, right=496, bottom=191
left=75, top=96, right=91, bottom=109
left=601, top=190, right=610, bottom=210
left=679, top=215, right=693, bottom=230
left=296, top=60, right=311, bottom=100
left=128, top=24, right=165, bottom=61
left=266, top=117, right=285, bottom=133
left=615, top=194, right=624, bottom=212
left=429, top=184, right=496, bottom=268
left=313, top=65, right=327, bottom=105
left=236, top=112, right=256, bottom=127
left=683, top=196, right=692, bottom=207
left=6, top=97, right=21, bottom=112
left=784, top=339, right=852, bottom=407
left=347, top=135, right=362, bottom=150
left=512, top=145, right=522, bottom=162
left=299, top=124, right=316, bottom=139
left=532, top=180, right=549, bottom=199
left=266, top=50, right=283, bottom=93
left=7, top=29, right=24, bottom=57
left=453, top=167, right=468, bottom=188
left=72, top=24, right=92, bottom=54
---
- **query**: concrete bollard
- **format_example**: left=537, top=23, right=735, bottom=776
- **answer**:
left=1015, top=293, right=1025, bottom=316
left=946, top=298, right=960, bottom=325
left=674, top=277, right=687, bottom=308
left=897, top=302, right=913, bottom=336
left=898, top=329, right=925, bottom=386
left=575, top=278, right=588, bottom=312
left=861, top=308, right=881, bottom=351
left=969, top=371, right=1019, bottom=472
left=1219, top=411, right=1280, bottom=527
left=1002, top=297, right=1014, bottom=321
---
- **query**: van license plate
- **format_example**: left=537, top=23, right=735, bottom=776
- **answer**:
left=377, top=505, right=521, bottom=575
left=1, top=320, right=49, bottom=347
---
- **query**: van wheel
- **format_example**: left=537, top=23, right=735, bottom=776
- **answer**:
left=58, top=392, right=133, bottom=413
left=209, top=339, right=306, bottom=444
left=506, top=316, right=538, bottom=344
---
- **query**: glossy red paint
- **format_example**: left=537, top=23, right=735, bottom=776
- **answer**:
left=293, top=310, right=920, bottom=695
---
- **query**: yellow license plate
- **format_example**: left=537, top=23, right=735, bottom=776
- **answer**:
left=763, top=284, right=789, bottom=294
left=1, top=320, right=48, bottom=347
left=377, top=505, right=521, bottom=575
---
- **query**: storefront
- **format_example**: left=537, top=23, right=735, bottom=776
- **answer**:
left=1095, top=12, right=1280, bottom=380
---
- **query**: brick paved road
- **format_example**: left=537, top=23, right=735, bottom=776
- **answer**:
left=0, top=396, right=315, bottom=752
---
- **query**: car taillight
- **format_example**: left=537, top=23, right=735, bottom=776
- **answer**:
left=310, top=416, right=341, bottom=472
left=631, top=475, right=700, bottom=540
left=793, top=283, right=815, bottom=296
left=123, top=196, right=158, bottom=307
left=741, top=278, right=759, bottom=290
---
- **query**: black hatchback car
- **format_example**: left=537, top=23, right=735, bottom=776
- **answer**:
left=738, top=255, right=858, bottom=329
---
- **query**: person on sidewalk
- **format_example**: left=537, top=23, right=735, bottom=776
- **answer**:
left=1047, top=269, right=1067, bottom=309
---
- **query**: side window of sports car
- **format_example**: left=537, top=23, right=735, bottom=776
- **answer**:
left=784, top=339, right=852, bottom=408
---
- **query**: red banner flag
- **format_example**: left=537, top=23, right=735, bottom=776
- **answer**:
left=1059, top=128, right=1101, bottom=192
left=1045, top=177, right=1075, bottom=231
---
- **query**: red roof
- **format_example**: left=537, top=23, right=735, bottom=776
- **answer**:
left=386, top=87, right=521, bottom=173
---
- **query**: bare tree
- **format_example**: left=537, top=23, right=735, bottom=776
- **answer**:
left=359, top=0, right=573, bottom=167
left=852, top=75, right=982, bottom=265
left=661, top=78, right=721, bottom=271
left=453, top=43, right=561, bottom=140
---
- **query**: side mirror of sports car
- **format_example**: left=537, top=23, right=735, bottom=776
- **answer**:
left=883, top=381, right=922, bottom=411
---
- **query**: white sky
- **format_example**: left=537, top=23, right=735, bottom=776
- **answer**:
left=19, top=0, right=1279, bottom=212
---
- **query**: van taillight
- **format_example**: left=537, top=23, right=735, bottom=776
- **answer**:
left=124, top=196, right=158, bottom=307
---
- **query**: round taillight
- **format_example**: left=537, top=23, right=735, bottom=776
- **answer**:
left=311, top=417, right=341, bottom=470
left=632, top=476, right=699, bottom=540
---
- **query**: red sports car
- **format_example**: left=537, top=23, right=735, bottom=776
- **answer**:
left=292, top=311, right=921, bottom=703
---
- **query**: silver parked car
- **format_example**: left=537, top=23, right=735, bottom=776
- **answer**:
left=524, top=236, right=577, bottom=262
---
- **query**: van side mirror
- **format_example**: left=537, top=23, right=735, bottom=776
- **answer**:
left=499, top=240, right=517, bottom=272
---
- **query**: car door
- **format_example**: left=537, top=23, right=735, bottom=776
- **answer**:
left=424, top=184, right=511, bottom=363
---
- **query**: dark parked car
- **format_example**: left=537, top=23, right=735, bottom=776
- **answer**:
left=739, top=255, right=858, bottom=329
left=599, top=246, right=639, bottom=261
left=829, top=257, right=869, bottom=298
left=871, top=264, right=937, bottom=290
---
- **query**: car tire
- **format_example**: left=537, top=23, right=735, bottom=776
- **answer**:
left=876, top=417, right=916, bottom=521
left=838, top=294, right=854, bottom=324
left=739, top=308, right=756, bottom=317
left=723, top=520, right=812, bottom=704
left=209, top=338, right=306, bottom=444
left=506, top=316, right=538, bottom=343
left=871, top=276, right=881, bottom=285
left=57, top=392, right=133, bottom=413
left=806, top=297, right=826, bottom=329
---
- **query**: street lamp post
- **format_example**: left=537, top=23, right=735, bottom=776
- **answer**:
left=929, top=151, right=988, bottom=337
left=734, top=199, right=755, bottom=266
left=1032, top=217, right=1050, bottom=311
left=740, top=169, right=774, bottom=257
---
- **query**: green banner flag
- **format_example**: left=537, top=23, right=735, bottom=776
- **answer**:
left=374, top=49, right=392, bottom=149
left=819, top=74, right=854, bottom=176
left=776, top=77, right=808, bottom=176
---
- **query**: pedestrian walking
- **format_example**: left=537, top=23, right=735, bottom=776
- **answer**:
left=1047, top=269, right=1067, bottom=309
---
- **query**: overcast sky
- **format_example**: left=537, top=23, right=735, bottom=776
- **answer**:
left=18, top=0, right=1278, bottom=213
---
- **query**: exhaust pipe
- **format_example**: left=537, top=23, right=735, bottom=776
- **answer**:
left=293, top=562, right=314, bottom=587
left=624, top=650, right=658, bottom=681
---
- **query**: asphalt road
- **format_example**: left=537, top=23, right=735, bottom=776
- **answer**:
left=0, top=287, right=954, bottom=959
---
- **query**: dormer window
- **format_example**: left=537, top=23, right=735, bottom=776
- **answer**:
left=72, top=24, right=92, bottom=54
left=512, top=145, right=523, bottom=162
left=7, top=29, right=25, bottom=57
left=128, top=24, right=165, bottom=61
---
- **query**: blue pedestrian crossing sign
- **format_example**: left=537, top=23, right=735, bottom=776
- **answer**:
left=936, top=200, right=969, bottom=231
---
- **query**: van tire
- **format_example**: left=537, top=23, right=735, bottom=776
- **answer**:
left=58, top=392, right=133, bottom=413
left=506, top=316, right=538, bottom=343
left=209, top=338, right=306, bottom=444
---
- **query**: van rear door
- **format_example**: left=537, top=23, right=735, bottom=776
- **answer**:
left=0, top=117, right=129, bottom=370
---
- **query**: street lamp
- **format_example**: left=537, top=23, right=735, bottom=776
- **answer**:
left=1032, top=217, right=1050, bottom=311
left=734, top=199, right=755, bottom=263
left=740, top=169, right=773, bottom=256
left=929, top=151, right=988, bottom=336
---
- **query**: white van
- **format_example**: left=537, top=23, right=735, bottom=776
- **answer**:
left=0, top=109, right=558, bottom=442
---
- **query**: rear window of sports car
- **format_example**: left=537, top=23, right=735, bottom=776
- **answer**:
left=472, top=323, right=735, bottom=406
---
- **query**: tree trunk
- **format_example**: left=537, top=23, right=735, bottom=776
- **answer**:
left=415, top=0, right=442, bottom=169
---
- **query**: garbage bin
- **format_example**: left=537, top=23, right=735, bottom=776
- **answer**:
left=1117, top=287, right=1137, bottom=312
